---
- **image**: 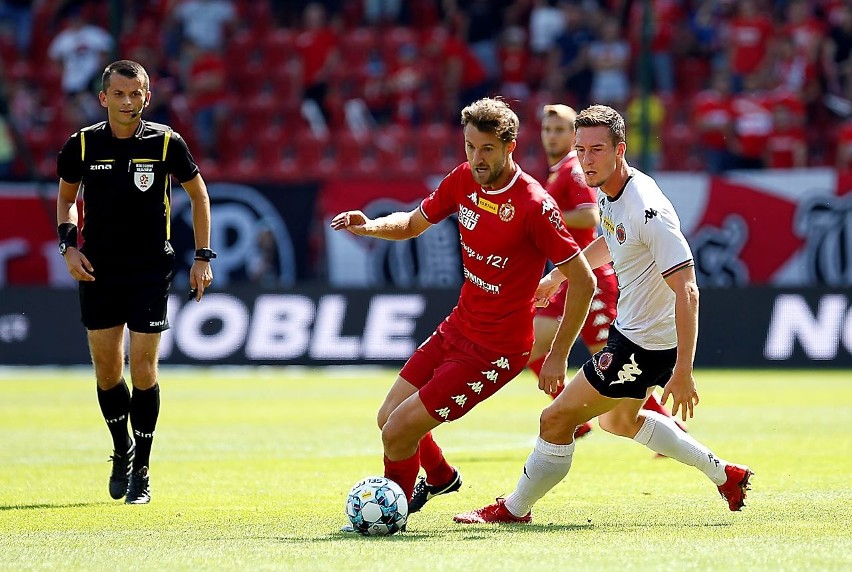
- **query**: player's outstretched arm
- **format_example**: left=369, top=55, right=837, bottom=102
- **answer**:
left=660, top=264, right=700, bottom=421
left=330, top=208, right=431, bottom=240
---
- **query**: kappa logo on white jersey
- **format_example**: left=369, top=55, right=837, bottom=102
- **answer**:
left=610, top=353, right=642, bottom=385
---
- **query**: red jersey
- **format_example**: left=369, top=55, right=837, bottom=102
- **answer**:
left=693, top=90, right=733, bottom=150
left=766, top=125, right=806, bottom=168
left=420, top=163, right=581, bottom=353
left=545, top=151, right=597, bottom=248
left=728, top=15, right=774, bottom=75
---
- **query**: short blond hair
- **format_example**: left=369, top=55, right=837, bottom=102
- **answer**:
left=542, top=104, right=577, bottom=127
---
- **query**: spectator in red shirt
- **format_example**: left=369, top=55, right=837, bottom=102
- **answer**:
left=692, top=69, right=735, bottom=173
left=295, top=2, right=340, bottom=122
left=765, top=103, right=807, bottom=169
left=730, top=72, right=773, bottom=169
left=183, top=44, right=228, bottom=160
left=724, top=0, right=774, bottom=91
left=498, top=26, right=530, bottom=102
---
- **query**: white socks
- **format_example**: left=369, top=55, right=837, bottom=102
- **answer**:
left=504, top=437, right=574, bottom=517
left=633, top=411, right=728, bottom=485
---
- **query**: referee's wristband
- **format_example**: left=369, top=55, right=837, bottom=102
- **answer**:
left=194, top=248, right=217, bottom=262
left=57, top=223, right=78, bottom=248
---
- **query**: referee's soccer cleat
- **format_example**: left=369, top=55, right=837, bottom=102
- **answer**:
left=125, top=466, right=151, bottom=505
left=453, top=498, right=531, bottom=524
left=408, top=468, right=463, bottom=514
left=717, top=464, right=753, bottom=511
left=108, top=443, right=135, bottom=500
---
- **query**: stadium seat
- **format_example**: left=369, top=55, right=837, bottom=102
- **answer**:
left=414, top=123, right=461, bottom=176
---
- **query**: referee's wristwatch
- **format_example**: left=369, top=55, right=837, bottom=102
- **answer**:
left=194, top=248, right=217, bottom=262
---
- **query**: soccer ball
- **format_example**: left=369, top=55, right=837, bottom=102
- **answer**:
left=345, top=476, right=408, bottom=536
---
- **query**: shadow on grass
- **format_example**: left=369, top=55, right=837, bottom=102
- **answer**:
left=0, top=501, right=113, bottom=511
left=268, top=522, right=593, bottom=543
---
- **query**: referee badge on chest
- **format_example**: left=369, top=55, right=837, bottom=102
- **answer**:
left=132, top=162, right=155, bottom=192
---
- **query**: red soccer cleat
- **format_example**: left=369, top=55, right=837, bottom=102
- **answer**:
left=717, top=464, right=753, bottom=511
left=574, top=422, right=593, bottom=439
left=453, top=498, right=532, bottom=524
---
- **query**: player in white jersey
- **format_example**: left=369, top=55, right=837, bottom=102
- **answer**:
left=454, top=105, right=753, bottom=525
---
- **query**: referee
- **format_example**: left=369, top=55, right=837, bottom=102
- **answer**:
left=56, top=60, right=214, bottom=504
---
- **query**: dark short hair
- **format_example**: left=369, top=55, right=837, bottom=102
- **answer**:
left=574, top=105, right=626, bottom=145
left=460, top=98, right=519, bottom=143
left=101, top=60, right=150, bottom=92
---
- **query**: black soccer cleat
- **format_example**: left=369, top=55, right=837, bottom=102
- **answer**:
left=408, top=468, right=462, bottom=514
left=108, top=443, right=135, bottom=500
left=125, top=466, right=151, bottom=505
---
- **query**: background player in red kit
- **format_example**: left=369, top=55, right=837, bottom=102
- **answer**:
left=532, top=104, right=682, bottom=436
left=331, top=98, right=596, bottom=525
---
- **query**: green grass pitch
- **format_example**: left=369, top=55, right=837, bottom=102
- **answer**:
left=1, top=366, right=851, bottom=571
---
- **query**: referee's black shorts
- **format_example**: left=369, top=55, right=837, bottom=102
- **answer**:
left=78, top=278, right=171, bottom=333
left=582, top=325, right=677, bottom=399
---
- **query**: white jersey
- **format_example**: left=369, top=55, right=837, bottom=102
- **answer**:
left=598, top=168, right=693, bottom=350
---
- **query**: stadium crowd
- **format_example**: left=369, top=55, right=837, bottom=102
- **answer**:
left=1, top=0, right=852, bottom=182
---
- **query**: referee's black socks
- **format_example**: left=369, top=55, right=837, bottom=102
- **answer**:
left=97, top=379, right=132, bottom=455
left=130, top=383, right=160, bottom=471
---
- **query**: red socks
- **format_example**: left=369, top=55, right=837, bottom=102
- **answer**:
left=528, top=356, right=544, bottom=378
left=384, top=450, right=421, bottom=500
left=418, top=432, right=455, bottom=485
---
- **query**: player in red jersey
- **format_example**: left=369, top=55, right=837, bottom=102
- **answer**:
left=532, top=104, right=683, bottom=438
left=331, top=98, right=596, bottom=526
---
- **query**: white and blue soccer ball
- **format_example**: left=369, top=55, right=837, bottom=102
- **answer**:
left=345, top=476, right=408, bottom=536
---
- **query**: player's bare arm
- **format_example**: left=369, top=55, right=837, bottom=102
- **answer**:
left=535, top=235, right=611, bottom=305
left=538, top=253, right=596, bottom=394
left=660, top=264, right=700, bottom=421
left=183, top=174, right=213, bottom=302
left=56, top=178, right=95, bottom=281
left=330, top=208, right=432, bottom=240
left=561, top=205, right=599, bottom=229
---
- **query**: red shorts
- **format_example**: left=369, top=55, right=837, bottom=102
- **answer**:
left=537, top=266, right=618, bottom=348
left=400, top=319, right=530, bottom=422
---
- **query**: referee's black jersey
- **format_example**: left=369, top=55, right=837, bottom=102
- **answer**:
left=57, top=120, right=199, bottom=281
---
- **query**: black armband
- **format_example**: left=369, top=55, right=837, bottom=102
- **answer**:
left=194, top=248, right=217, bottom=262
left=57, top=223, right=78, bottom=248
